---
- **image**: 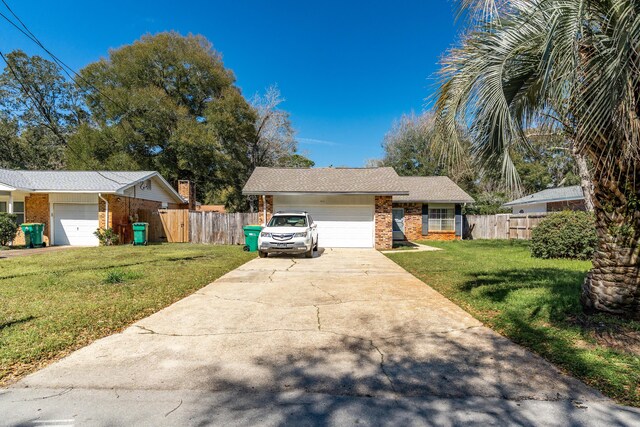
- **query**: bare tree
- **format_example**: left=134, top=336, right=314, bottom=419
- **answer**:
left=249, top=85, right=297, bottom=169
left=246, top=85, right=297, bottom=211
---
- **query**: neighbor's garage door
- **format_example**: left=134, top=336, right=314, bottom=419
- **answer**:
left=273, top=195, right=374, bottom=248
left=53, top=203, right=99, bottom=246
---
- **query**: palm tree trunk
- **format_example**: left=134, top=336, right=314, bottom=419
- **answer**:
left=580, top=166, right=640, bottom=319
left=572, top=146, right=595, bottom=212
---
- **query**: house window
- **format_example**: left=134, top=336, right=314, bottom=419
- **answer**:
left=13, top=202, right=25, bottom=225
left=0, top=201, right=24, bottom=224
left=429, top=207, right=455, bottom=231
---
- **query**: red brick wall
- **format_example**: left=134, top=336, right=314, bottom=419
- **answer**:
left=178, top=180, right=195, bottom=210
left=393, top=202, right=422, bottom=241
left=423, top=231, right=459, bottom=241
left=258, top=195, right=273, bottom=225
left=375, top=196, right=393, bottom=250
left=24, top=193, right=50, bottom=245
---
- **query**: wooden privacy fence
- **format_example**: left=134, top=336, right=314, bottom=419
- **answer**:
left=189, top=212, right=260, bottom=244
left=137, top=208, right=189, bottom=243
left=464, top=213, right=548, bottom=240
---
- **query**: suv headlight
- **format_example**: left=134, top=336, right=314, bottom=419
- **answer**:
left=294, top=231, right=308, bottom=238
left=260, top=232, right=271, bottom=237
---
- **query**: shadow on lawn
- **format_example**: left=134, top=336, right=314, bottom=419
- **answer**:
left=0, top=315, right=35, bottom=331
left=462, top=267, right=585, bottom=307
left=458, top=267, right=639, bottom=405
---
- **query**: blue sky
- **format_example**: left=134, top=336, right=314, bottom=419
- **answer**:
left=0, top=0, right=461, bottom=167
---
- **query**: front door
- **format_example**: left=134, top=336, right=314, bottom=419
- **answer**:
left=392, top=208, right=405, bottom=241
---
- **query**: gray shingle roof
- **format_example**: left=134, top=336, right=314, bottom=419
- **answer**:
left=242, top=167, right=409, bottom=195
left=0, top=169, right=158, bottom=192
left=392, top=176, right=475, bottom=203
left=503, top=185, right=584, bottom=207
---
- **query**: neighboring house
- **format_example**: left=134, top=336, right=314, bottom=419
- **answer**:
left=0, top=169, right=189, bottom=246
left=242, top=167, right=474, bottom=250
left=503, top=185, right=585, bottom=214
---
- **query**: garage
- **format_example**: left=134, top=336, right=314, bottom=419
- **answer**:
left=53, top=203, right=100, bottom=246
left=273, top=194, right=374, bottom=248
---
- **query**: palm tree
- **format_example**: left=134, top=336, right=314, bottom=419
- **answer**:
left=435, top=0, right=640, bottom=318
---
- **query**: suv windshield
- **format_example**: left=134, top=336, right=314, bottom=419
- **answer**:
left=268, top=215, right=307, bottom=227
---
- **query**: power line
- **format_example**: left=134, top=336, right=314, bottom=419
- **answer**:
left=0, top=1, right=190, bottom=178
left=0, top=1, right=126, bottom=113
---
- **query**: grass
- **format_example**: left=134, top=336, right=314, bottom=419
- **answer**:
left=386, top=240, right=640, bottom=406
left=0, top=244, right=254, bottom=385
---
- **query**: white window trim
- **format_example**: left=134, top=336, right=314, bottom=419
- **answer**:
left=12, top=201, right=25, bottom=225
left=428, top=205, right=455, bottom=232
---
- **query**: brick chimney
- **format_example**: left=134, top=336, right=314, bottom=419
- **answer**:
left=178, top=180, right=195, bottom=210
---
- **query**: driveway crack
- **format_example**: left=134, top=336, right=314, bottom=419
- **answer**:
left=313, top=305, right=321, bottom=331
left=286, top=259, right=297, bottom=271
left=310, top=282, right=342, bottom=303
left=134, top=325, right=157, bottom=335
left=133, top=325, right=320, bottom=337
left=164, top=399, right=183, bottom=417
left=370, top=340, right=398, bottom=394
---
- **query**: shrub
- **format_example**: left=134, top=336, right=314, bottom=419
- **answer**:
left=531, top=211, right=597, bottom=260
left=0, top=213, right=19, bottom=247
left=94, top=228, right=120, bottom=246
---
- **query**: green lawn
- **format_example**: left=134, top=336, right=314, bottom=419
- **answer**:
left=0, top=244, right=254, bottom=385
left=386, top=240, right=640, bottom=406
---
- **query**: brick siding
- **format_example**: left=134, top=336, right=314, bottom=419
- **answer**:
left=393, top=202, right=422, bottom=241
left=178, top=180, right=196, bottom=210
left=374, top=195, right=393, bottom=250
left=423, top=230, right=459, bottom=241
left=24, top=193, right=50, bottom=245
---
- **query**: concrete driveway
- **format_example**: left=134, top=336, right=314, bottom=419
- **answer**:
left=3, top=248, right=640, bottom=426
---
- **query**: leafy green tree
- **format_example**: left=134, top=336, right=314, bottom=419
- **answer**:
left=513, top=132, right=580, bottom=194
left=71, top=32, right=251, bottom=207
left=0, top=50, right=85, bottom=169
left=435, top=0, right=640, bottom=318
left=277, top=154, right=314, bottom=168
left=379, top=112, right=447, bottom=177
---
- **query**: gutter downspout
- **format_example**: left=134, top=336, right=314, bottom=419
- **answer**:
left=262, top=195, right=267, bottom=225
left=98, top=193, right=109, bottom=229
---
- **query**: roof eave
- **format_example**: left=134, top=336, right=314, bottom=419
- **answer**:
left=118, top=172, right=186, bottom=203
left=503, top=195, right=584, bottom=207
left=29, top=190, right=117, bottom=194
left=242, top=190, right=410, bottom=196
left=0, top=183, right=20, bottom=191
left=394, top=198, right=475, bottom=204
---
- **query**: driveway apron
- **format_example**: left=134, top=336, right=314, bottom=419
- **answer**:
left=15, top=248, right=603, bottom=400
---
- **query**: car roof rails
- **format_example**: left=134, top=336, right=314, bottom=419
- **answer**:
left=275, top=210, right=307, bottom=214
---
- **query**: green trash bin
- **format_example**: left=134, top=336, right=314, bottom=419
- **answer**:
left=242, top=225, right=263, bottom=252
left=132, top=222, right=149, bottom=246
left=21, top=223, right=46, bottom=248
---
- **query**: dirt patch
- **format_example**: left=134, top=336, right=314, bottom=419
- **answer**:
left=568, top=315, right=640, bottom=356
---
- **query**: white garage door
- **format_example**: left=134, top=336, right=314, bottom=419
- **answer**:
left=273, top=195, right=374, bottom=248
left=53, top=203, right=99, bottom=246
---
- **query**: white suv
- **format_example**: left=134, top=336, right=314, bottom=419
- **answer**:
left=258, top=211, right=318, bottom=258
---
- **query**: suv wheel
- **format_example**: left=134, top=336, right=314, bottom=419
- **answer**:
left=258, top=251, right=267, bottom=258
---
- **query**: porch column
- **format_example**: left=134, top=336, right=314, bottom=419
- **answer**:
left=8, top=192, right=12, bottom=213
